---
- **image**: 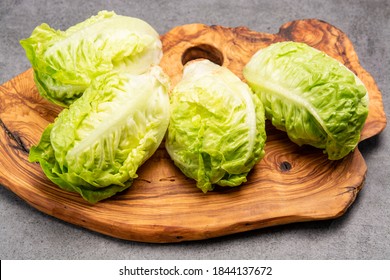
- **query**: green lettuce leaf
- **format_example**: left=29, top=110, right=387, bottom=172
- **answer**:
left=20, top=10, right=162, bottom=106
left=29, top=66, right=170, bottom=203
left=243, top=41, right=369, bottom=160
left=166, top=60, right=266, bottom=193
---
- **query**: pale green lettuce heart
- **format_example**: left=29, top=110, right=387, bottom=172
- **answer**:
left=166, top=60, right=266, bottom=193
left=243, top=41, right=369, bottom=160
left=20, top=10, right=162, bottom=106
left=29, top=66, right=170, bottom=203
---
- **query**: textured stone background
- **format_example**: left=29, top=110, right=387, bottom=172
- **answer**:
left=1, top=0, right=389, bottom=259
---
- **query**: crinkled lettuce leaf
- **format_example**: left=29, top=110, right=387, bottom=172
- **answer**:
left=166, top=60, right=266, bottom=193
left=20, top=10, right=162, bottom=106
left=243, top=41, right=369, bottom=160
left=29, top=66, right=170, bottom=203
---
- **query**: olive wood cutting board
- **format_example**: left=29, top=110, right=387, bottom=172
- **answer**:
left=0, top=19, right=386, bottom=243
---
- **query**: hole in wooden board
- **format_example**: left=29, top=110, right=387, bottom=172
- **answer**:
left=181, top=44, right=224, bottom=66
left=279, top=161, right=292, bottom=172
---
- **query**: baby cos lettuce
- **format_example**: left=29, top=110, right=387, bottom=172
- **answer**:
left=29, top=66, right=170, bottom=203
left=166, top=60, right=266, bottom=193
left=243, top=41, right=369, bottom=160
left=20, top=11, right=162, bottom=106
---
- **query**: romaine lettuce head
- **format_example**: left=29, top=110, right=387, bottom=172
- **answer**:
left=165, top=60, right=266, bottom=193
left=29, top=66, right=170, bottom=203
left=243, top=41, right=369, bottom=160
left=20, top=10, right=162, bottom=106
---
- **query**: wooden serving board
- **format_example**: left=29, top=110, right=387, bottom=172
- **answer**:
left=0, top=19, right=386, bottom=243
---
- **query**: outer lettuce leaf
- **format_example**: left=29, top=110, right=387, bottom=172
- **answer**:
left=20, top=10, right=162, bottom=106
left=166, top=60, right=266, bottom=193
left=29, top=66, right=170, bottom=203
left=243, top=41, right=369, bottom=160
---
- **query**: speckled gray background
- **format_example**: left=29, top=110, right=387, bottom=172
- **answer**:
left=1, top=0, right=389, bottom=259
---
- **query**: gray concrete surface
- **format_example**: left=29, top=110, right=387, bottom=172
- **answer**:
left=1, top=0, right=389, bottom=259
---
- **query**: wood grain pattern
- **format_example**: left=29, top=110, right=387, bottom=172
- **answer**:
left=0, top=19, right=386, bottom=242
